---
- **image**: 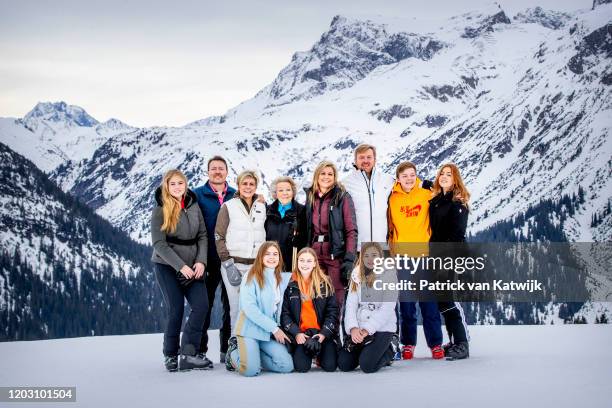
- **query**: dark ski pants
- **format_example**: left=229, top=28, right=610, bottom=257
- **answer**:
left=198, top=260, right=231, bottom=354
left=438, top=301, right=469, bottom=344
left=292, top=338, right=337, bottom=372
left=399, top=301, right=443, bottom=348
left=337, top=332, right=394, bottom=374
left=154, top=263, right=209, bottom=357
left=318, top=256, right=345, bottom=310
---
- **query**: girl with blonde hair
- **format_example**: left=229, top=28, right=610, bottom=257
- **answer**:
left=150, top=169, right=211, bottom=371
left=338, top=242, right=398, bottom=373
left=281, top=247, right=339, bottom=372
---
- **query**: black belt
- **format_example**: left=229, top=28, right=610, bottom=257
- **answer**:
left=314, top=235, right=330, bottom=243
left=166, top=236, right=198, bottom=245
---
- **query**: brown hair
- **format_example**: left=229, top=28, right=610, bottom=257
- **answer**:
left=246, top=241, right=283, bottom=288
left=395, top=161, right=417, bottom=179
left=350, top=242, right=384, bottom=292
left=308, top=160, right=343, bottom=204
left=291, top=247, right=334, bottom=299
left=431, top=163, right=471, bottom=206
left=160, top=169, right=188, bottom=233
left=354, top=144, right=376, bottom=160
left=207, top=155, right=228, bottom=171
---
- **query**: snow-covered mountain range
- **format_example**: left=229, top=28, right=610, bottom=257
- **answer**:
left=0, top=142, right=162, bottom=340
left=1, top=4, right=610, bottom=244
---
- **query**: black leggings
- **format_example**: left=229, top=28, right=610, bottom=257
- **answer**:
left=337, top=331, right=394, bottom=374
left=154, top=263, right=209, bottom=356
left=199, top=260, right=231, bottom=354
left=292, top=338, right=337, bottom=372
left=438, top=301, right=469, bottom=344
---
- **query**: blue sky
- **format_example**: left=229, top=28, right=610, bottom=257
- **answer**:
left=0, top=0, right=590, bottom=126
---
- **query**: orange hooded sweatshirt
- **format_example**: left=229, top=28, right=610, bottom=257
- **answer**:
left=388, top=179, right=431, bottom=255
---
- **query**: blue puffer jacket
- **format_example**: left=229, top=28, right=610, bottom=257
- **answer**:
left=236, top=268, right=291, bottom=341
left=193, top=181, right=236, bottom=266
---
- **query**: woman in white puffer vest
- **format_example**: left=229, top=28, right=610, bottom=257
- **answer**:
left=215, top=170, right=267, bottom=338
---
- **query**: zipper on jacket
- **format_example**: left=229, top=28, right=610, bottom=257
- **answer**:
left=360, top=170, right=373, bottom=242
left=329, top=204, right=334, bottom=260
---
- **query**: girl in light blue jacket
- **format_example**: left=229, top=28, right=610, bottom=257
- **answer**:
left=225, top=241, right=294, bottom=376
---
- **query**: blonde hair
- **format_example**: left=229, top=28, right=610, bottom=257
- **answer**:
left=431, top=163, right=471, bottom=207
left=160, top=169, right=188, bottom=234
left=308, top=161, right=343, bottom=203
left=246, top=241, right=283, bottom=289
left=291, top=247, right=334, bottom=299
left=350, top=242, right=383, bottom=292
left=270, top=176, right=297, bottom=200
left=354, top=144, right=376, bottom=160
left=236, top=170, right=259, bottom=197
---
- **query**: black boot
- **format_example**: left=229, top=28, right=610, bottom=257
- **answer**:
left=195, top=352, right=214, bottom=369
left=179, top=344, right=214, bottom=371
left=445, top=342, right=469, bottom=360
left=164, top=355, right=178, bottom=372
left=225, top=337, right=238, bottom=372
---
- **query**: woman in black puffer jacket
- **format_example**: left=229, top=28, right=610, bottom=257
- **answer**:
left=429, top=163, right=471, bottom=361
left=265, top=176, right=307, bottom=272
left=151, top=169, right=210, bottom=372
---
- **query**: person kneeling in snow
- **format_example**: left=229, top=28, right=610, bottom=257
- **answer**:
left=281, top=247, right=339, bottom=372
left=225, top=242, right=294, bottom=376
left=338, top=242, right=399, bottom=374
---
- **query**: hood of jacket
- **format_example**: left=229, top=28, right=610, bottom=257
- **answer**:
left=154, top=187, right=198, bottom=208
left=392, top=178, right=423, bottom=196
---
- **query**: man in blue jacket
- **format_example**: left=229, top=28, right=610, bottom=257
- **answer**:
left=194, top=156, right=236, bottom=364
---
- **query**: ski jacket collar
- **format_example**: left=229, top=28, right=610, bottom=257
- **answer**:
left=154, top=187, right=197, bottom=209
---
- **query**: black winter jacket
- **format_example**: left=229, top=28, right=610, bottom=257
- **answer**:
left=281, top=280, right=339, bottom=340
left=429, top=191, right=469, bottom=242
left=264, top=199, right=307, bottom=272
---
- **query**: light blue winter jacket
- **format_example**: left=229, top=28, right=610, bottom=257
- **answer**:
left=235, top=268, right=291, bottom=341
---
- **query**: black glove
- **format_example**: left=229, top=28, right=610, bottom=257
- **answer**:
left=340, top=259, right=354, bottom=287
left=175, top=270, right=194, bottom=287
left=422, top=179, right=433, bottom=190
left=304, top=329, right=322, bottom=357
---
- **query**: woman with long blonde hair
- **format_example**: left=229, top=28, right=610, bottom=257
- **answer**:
left=225, top=241, right=294, bottom=376
left=150, top=169, right=210, bottom=371
left=429, top=163, right=471, bottom=360
left=281, top=247, right=338, bottom=372
left=338, top=242, right=398, bottom=373
left=305, top=160, right=358, bottom=308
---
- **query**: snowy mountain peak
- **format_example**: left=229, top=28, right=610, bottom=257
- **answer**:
left=461, top=6, right=511, bottom=38
left=260, top=14, right=445, bottom=108
left=592, top=0, right=612, bottom=10
left=97, top=118, right=134, bottom=132
left=513, top=7, right=572, bottom=30
left=23, top=101, right=99, bottom=129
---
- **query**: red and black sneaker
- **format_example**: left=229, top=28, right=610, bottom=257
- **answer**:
left=402, top=345, right=415, bottom=360
left=431, top=345, right=445, bottom=359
